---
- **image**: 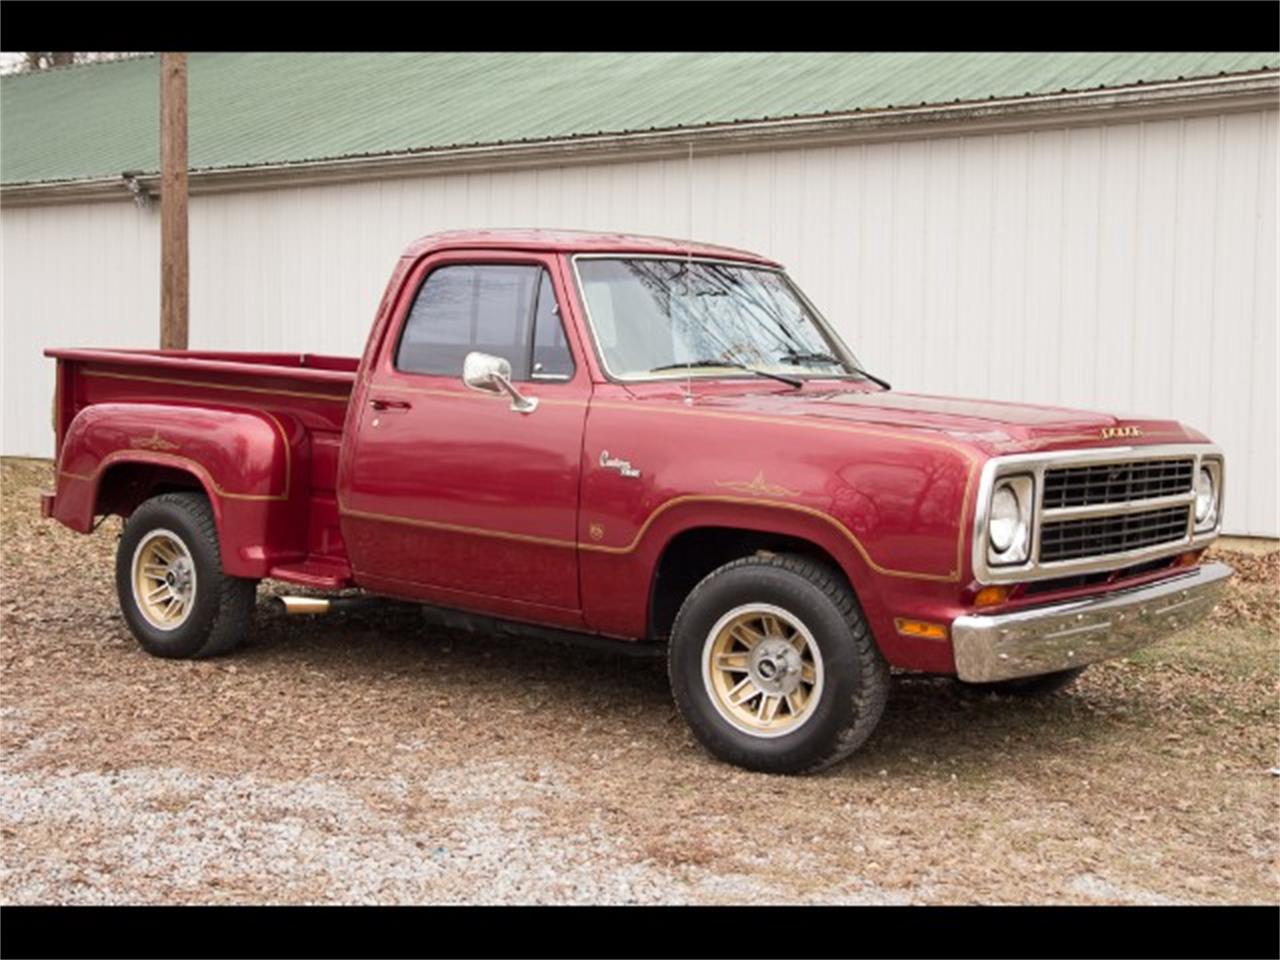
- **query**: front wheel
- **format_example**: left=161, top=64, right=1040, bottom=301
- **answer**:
left=115, top=492, right=257, bottom=659
left=668, top=553, right=890, bottom=775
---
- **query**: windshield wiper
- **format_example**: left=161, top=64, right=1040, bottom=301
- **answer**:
left=650, top=359, right=802, bottom=389
left=778, top=351, right=892, bottom=390
left=778, top=350, right=842, bottom=365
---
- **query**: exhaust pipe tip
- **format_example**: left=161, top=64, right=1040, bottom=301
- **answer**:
left=272, top=596, right=332, bottom=615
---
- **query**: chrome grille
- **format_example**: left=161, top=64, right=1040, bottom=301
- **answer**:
left=974, top=444, right=1223, bottom=585
left=1039, top=505, right=1191, bottom=563
left=1042, top=458, right=1195, bottom=510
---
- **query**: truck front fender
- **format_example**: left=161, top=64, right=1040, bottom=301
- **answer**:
left=580, top=493, right=973, bottom=673
left=580, top=495, right=887, bottom=634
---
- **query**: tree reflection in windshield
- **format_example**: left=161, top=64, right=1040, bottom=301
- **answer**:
left=576, top=258, right=860, bottom=380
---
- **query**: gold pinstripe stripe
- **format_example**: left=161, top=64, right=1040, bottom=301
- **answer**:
left=339, top=505, right=578, bottom=549
left=63, top=452, right=286, bottom=502
left=1014, top=429, right=1191, bottom=446
left=372, top=382, right=588, bottom=407
left=339, top=491, right=965, bottom=582
left=83, top=368, right=350, bottom=404
left=576, top=493, right=964, bottom=582
left=586, top=399, right=983, bottom=459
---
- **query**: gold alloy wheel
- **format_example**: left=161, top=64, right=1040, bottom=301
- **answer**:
left=701, top=602, right=825, bottom=738
left=131, top=528, right=197, bottom=631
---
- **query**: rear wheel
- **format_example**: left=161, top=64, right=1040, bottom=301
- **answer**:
left=668, top=553, right=890, bottom=774
left=115, top=492, right=256, bottom=659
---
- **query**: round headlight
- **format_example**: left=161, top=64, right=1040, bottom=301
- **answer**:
left=1195, top=466, right=1216, bottom=524
left=989, top=485, right=1021, bottom=554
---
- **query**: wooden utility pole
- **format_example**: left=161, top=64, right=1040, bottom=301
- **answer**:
left=160, top=52, right=189, bottom=350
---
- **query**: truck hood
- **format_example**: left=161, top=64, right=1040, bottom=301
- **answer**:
left=684, top=384, right=1206, bottom=456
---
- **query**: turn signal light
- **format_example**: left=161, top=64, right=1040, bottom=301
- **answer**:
left=973, top=585, right=1011, bottom=608
left=894, top=618, right=948, bottom=641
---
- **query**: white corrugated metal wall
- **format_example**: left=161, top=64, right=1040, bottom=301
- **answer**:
left=3, top=108, right=1277, bottom=535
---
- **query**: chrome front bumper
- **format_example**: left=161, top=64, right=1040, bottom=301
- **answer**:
left=951, top=562, right=1233, bottom=683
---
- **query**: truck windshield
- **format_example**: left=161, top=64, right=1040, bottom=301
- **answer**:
left=574, top=257, right=864, bottom=381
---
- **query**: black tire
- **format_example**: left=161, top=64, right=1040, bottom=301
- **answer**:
left=115, top=492, right=256, bottom=659
left=961, top=666, right=1087, bottom=697
left=668, top=552, right=890, bottom=775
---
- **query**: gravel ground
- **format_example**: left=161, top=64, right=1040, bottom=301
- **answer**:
left=2, top=457, right=1277, bottom=904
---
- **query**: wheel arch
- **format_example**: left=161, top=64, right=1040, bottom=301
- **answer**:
left=647, top=524, right=865, bottom=643
left=95, top=459, right=220, bottom=522
left=58, top=454, right=226, bottom=546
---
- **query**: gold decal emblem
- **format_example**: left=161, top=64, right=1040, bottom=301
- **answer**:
left=715, top=471, right=802, bottom=498
left=130, top=430, right=180, bottom=452
left=1100, top=426, right=1144, bottom=441
left=588, top=522, right=605, bottom=541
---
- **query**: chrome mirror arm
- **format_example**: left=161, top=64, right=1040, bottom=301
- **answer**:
left=462, top=351, right=539, bottom=414
left=491, top=371, right=539, bottom=415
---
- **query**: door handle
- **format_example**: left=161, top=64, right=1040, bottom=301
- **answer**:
left=369, top=397, right=412, bottom=411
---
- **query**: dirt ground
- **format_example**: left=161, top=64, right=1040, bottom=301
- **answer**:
left=1, top=456, right=1277, bottom=904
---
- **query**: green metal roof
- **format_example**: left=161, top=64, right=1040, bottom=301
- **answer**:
left=2, top=52, right=1276, bottom=186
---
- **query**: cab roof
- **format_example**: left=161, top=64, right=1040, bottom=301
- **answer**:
left=401, top=229, right=781, bottom=267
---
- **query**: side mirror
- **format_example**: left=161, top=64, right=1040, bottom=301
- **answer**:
left=462, top=352, right=539, bottom=414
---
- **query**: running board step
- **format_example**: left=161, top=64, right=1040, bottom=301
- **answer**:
left=268, top=559, right=354, bottom=590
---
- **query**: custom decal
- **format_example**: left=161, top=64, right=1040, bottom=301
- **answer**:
left=129, top=430, right=180, bottom=452
left=714, top=470, right=801, bottom=498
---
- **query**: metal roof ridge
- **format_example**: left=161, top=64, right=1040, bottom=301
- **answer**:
left=3, top=59, right=1277, bottom=196
left=114, top=67, right=1280, bottom=175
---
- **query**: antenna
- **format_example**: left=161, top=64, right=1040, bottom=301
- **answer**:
left=683, top=141, right=694, bottom=407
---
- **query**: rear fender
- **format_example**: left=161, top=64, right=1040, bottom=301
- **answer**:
left=52, top=403, right=303, bottom=577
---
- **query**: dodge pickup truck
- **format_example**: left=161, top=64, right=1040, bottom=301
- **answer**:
left=44, top=229, right=1233, bottom=774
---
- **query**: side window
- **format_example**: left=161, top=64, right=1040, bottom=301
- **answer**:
left=530, top=269, right=574, bottom=380
left=395, top=264, right=574, bottom=381
left=396, top=264, right=538, bottom=378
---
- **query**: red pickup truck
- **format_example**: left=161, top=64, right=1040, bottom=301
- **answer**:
left=44, top=229, right=1232, bottom=773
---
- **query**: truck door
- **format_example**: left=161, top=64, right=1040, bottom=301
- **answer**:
left=340, top=251, right=588, bottom=623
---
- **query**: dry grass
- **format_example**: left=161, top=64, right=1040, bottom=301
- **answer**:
left=1, top=456, right=1276, bottom=904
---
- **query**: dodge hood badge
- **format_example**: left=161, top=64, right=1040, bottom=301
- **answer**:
left=1100, top=426, right=1144, bottom=440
